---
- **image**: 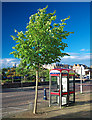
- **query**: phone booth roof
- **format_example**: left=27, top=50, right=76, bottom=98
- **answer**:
left=50, top=68, right=75, bottom=76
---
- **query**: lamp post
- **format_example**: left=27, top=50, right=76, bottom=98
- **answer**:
left=80, top=66, right=83, bottom=93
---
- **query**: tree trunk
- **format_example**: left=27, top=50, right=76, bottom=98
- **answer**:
left=24, top=76, right=26, bottom=81
left=33, top=70, right=39, bottom=114
left=12, top=76, right=13, bottom=83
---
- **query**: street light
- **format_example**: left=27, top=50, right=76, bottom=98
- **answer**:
left=80, top=66, right=83, bottom=93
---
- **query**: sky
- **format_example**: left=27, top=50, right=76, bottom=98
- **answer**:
left=1, top=2, right=91, bottom=68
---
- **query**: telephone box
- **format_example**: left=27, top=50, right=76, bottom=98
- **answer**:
left=49, top=68, right=75, bottom=108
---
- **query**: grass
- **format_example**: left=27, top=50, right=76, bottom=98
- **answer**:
left=45, top=79, right=49, bottom=82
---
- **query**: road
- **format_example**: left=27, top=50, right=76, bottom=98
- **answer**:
left=2, top=80, right=91, bottom=118
left=2, top=87, right=49, bottom=107
left=2, top=85, right=49, bottom=117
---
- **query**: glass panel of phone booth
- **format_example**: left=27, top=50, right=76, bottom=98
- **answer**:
left=50, top=76, right=60, bottom=105
left=61, top=70, right=68, bottom=93
left=69, top=77, right=74, bottom=103
left=69, top=71, right=75, bottom=103
left=69, top=75, right=74, bottom=91
left=62, top=76, right=68, bottom=92
left=51, top=76, right=60, bottom=92
left=51, top=95, right=59, bottom=105
left=61, top=73, right=68, bottom=106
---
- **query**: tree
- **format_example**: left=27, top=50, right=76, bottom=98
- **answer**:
left=39, top=67, right=49, bottom=81
left=15, top=60, right=30, bottom=81
left=2, top=68, right=9, bottom=80
left=10, top=6, right=74, bottom=114
left=6, top=67, right=15, bottom=82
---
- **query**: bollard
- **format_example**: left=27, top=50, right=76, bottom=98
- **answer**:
left=43, top=88, right=47, bottom=100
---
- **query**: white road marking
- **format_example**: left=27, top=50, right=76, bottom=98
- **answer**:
left=2, top=106, right=29, bottom=110
left=5, top=95, right=15, bottom=98
left=8, top=107, right=27, bottom=110
left=2, top=112, right=8, bottom=114
left=2, top=109, right=28, bottom=116
left=2, top=107, right=29, bottom=116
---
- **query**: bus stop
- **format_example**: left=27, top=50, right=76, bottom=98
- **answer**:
left=49, top=68, right=75, bottom=108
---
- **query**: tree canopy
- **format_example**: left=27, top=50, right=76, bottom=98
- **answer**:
left=10, top=5, right=74, bottom=70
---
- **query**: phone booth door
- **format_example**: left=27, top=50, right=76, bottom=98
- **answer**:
left=49, top=70, right=60, bottom=106
left=61, top=70, right=69, bottom=106
left=69, top=70, right=75, bottom=104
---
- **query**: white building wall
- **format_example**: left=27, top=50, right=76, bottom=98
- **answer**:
left=73, top=65, right=89, bottom=77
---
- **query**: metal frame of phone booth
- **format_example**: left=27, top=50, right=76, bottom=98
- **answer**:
left=49, top=68, right=75, bottom=108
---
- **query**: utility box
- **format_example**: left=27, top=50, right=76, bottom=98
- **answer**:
left=49, top=68, right=75, bottom=108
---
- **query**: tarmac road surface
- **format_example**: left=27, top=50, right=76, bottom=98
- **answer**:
left=2, top=85, right=49, bottom=117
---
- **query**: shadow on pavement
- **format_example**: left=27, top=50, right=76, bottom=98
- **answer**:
left=75, top=100, right=92, bottom=105
left=50, top=110, right=92, bottom=119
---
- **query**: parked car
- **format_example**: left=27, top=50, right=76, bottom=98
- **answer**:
left=86, top=76, right=89, bottom=79
left=84, top=76, right=89, bottom=79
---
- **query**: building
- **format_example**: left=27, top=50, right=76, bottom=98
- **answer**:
left=55, top=64, right=73, bottom=69
left=43, top=63, right=73, bottom=70
left=73, top=64, right=90, bottom=79
left=43, top=63, right=56, bottom=70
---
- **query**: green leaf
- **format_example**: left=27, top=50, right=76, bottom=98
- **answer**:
left=12, top=47, right=15, bottom=49
left=14, top=29, right=17, bottom=33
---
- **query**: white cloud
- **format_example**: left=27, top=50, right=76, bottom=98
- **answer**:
left=6, top=58, right=15, bottom=62
left=0, top=58, right=20, bottom=68
left=63, top=56, right=79, bottom=59
left=80, top=49, right=89, bottom=52
left=0, top=52, right=91, bottom=68
left=80, top=49, right=85, bottom=51
left=68, top=53, right=80, bottom=55
left=78, top=55, right=90, bottom=60
left=60, top=52, right=90, bottom=67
